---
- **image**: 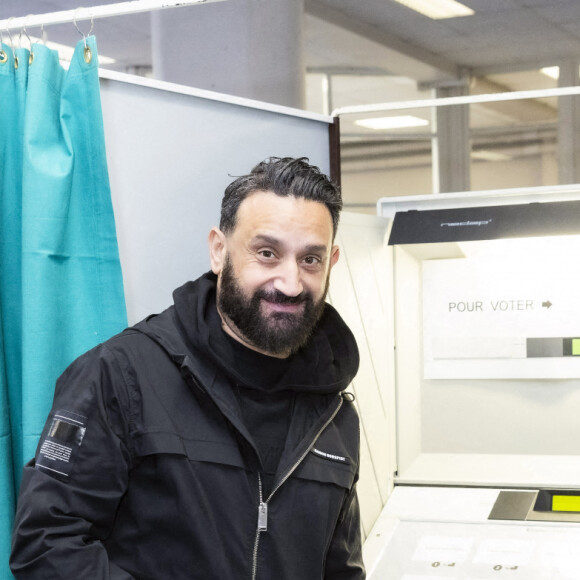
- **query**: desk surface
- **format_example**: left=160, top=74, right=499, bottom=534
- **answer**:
left=364, top=486, right=580, bottom=580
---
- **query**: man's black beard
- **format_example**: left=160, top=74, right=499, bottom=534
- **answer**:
left=217, top=256, right=328, bottom=356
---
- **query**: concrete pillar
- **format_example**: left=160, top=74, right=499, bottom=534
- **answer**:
left=151, top=0, right=305, bottom=109
left=321, top=73, right=333, bottom=117
left=557, top=61, right=580, bottom=184
left=431, top=84, right=470, bottom=193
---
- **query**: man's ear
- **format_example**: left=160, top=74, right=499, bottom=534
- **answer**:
left=208, top=227, right=227, bottom=274
left=329, top=245, right=340, bottom=269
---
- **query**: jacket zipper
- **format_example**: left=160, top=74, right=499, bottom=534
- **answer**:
left=250, top=396, right=344, bottom=580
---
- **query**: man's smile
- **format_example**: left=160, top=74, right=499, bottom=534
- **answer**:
left=261, top=297, right=305, bottom=315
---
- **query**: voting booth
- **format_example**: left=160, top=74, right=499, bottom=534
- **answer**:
left=98, top=69, right=338, bottom=325
left=97, top=70, right=393, bottom=546
left=97, top=70, right=580, bottom=577
left=363, top=184, right=580, bottom=579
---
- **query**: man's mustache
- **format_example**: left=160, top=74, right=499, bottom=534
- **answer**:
left=255, top=289, right=309, bottom=305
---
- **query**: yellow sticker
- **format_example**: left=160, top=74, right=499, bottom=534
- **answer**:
left=552, top=495, right=580, bottom=512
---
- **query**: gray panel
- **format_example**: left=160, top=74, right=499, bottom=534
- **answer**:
left=527, top=338, right=563, bottom=358
left=488, top=490, right=537, bottom=521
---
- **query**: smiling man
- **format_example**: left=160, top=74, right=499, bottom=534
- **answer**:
left=11, top=157, right=365, bottom=579
left=211, top=189, right=339, bottom=357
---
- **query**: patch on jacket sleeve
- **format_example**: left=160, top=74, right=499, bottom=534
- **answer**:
left=311, top=447, right=350, bottom=465
left=35, top=409, right=87, bottom=480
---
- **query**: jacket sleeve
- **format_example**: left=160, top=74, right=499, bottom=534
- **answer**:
left=10, top=344, right=135, bottom=579
left=324, top=481, right=366, bottom=579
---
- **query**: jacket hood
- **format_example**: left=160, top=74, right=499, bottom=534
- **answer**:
left=137, top=272, right=359, bottom=395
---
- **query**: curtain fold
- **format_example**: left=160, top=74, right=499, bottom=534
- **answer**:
left=0, top=43, right=26, bottom=580
left=1, top=37, right=127, bottom=576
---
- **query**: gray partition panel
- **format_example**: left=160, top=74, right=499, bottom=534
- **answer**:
left=99, top=73, right=332, bottom=324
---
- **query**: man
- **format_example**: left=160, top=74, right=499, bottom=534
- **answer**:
left=10, top=157, right=365, bottom=579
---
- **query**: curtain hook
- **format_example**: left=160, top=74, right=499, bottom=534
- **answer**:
left=74, top=7, right=95, bottom=46
left=6, top=18, right=15, bottom=45
left=21, top=21, right=34, bottom=64
left=73, top=7, right=94, bottom=63
left=40, top=24, right=48, bottom=46
left=6, top=17, right=18, bottom=69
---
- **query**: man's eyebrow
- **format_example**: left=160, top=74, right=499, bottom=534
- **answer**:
left=302, top=244, right=328, bottom=255
left=251, top=234, right=281, bottom=247
left=251, top=235, right=328, bottom=255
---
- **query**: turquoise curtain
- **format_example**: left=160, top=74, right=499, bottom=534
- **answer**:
left=0, top=37, right=127, bottom=576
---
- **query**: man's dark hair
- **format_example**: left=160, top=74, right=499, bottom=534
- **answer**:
left=220, top=157, right=342, bottom=238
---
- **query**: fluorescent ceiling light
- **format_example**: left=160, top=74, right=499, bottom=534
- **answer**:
left=4, top=36, right=116, bottom=65
left=471, top=150, right=512, bottom=162
left=541, top=65, right=580, bottom=80
left=392, top=0, right=474, bottom=19
left=356, top=115, right=429, bottom=130
left=541, top=66, right=559, bottom=80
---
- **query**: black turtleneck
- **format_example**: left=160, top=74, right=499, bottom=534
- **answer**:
left=211, top=310, right=295, bottom=497
left=234, top=384, right=293, bottom=495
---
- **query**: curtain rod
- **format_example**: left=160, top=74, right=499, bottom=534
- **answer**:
left=332, top=85, right=580, bottom=116
left=0, top=0, right=226, bottom=31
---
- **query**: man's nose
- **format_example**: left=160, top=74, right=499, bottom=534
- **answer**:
left=272, top=260, right=303, bottom=297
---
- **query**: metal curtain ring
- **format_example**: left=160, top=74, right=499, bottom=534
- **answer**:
left=0, top=50, right=7, bottom=64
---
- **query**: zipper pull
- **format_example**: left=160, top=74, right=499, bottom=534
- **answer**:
left=258, top=502, right=268, bottom=532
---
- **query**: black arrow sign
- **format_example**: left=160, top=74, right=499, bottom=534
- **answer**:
left=542, top=300, right=552, bottom=309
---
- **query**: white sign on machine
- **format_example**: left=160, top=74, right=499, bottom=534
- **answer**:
left=422, top=236, right=580, bottom=379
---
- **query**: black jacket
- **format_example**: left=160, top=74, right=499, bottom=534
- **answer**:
left=10, top=273, right=365, bottom=579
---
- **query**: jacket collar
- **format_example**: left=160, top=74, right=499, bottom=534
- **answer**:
left=168, top=272, right=360, bottom=395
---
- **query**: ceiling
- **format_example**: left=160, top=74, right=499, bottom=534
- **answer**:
left=3, top=0, right=580, bottom=173
left=301, top=0, right=579, bottom=173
